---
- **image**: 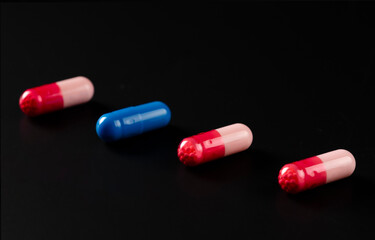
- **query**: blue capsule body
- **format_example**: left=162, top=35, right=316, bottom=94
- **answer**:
left=96, top=101, right=171, bottom=142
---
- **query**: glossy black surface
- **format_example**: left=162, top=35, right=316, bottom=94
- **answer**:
left=1, top=2, right=375, bottom=240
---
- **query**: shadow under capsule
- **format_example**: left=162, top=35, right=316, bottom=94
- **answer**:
left=103, top=125, right=190, bottom=156
left=177, top=148, right=284, bottom=184
left=21, top=101, right=111, bottom=130
left=275, top=174, right=372, bottom=212
left=174, top=148, right=287, bottom=200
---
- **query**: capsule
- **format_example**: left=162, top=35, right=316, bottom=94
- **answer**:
left=177, top=123, right=253, bottom=166
left=19, top=76, right=94, bottom=116
left=278, top=149, right=356, bottom=193
left=96, top=101, right=171, bottom=142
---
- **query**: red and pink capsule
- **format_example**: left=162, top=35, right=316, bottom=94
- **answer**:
left=19, top=76, right=94, bottom=116
left=177, top=123, right=253, bottom=166
left=278, top=149, right=356, bottom=193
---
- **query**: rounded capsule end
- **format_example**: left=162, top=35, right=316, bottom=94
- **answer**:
left=233, top=123, right=253, bottom=149
left=96, top=115, right=122, bottom=142
left=332, top=149, right=356, bottom=176
left=76, top=76, right=95, bottom=101
left=154, top=101, right=171, bottom=125
left=177, top=138, right=203, bottom=166
left=278, top=164, right=301, bottom=194
left=19, top=90, right=43, bottom=116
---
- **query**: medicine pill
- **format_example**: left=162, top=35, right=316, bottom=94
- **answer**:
left=19, top=76, right=94, bottom=116
left=278, top=149, right=356, bottom=193
left=177, top=123, right=253, bottom=166
left=96, top=101, right=171, bottom=142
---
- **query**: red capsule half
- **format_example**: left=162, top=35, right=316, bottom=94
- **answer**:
left=177, top=123, right=253, bottom=166
left=278, top=149, right=356, bottom=193
left=19, top=76, right=94, bottom=116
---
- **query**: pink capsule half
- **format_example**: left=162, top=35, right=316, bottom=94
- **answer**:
left=19, top=76, right=94, bottom=116
left=278, top=149, right=356, bottom=193
left=177, top=123, right=253, bottom=166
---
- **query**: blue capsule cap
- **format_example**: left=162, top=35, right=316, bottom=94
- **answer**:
left=96, top=101, right=171, bottom=142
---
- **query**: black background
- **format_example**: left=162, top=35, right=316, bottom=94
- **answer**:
left=1, top=2, right=375, bottom=240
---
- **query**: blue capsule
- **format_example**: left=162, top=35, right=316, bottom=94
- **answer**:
left=96, top=101, right=171, bottom=142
